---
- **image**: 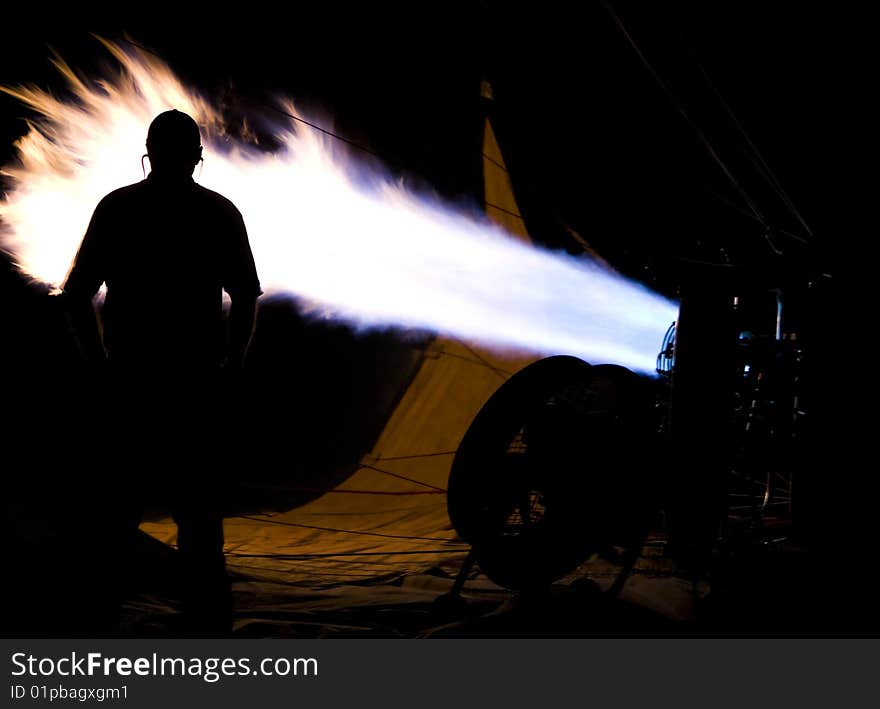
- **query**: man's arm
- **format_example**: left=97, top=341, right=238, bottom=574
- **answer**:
left=226, top=294, right=258, bottom=369
left=62, top=293, right=105, bottom=364
left=62, top=198, right=110, bottom=363
left=221, top=202, right=261, bottom=368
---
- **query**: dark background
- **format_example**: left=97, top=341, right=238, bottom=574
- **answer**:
left=0, top=1, right=863, bottom=274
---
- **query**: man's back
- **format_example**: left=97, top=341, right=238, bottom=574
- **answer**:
left=64, top=174, right=260, bottom=367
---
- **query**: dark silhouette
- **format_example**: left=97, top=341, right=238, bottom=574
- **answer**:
left=63, top=109, right=261, bottom=634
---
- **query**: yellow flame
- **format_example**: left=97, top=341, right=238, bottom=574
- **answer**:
left=0, top=40, right=677, bottom=373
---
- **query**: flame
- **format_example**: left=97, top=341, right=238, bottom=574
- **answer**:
left=0, top=40, right=677, bottom=374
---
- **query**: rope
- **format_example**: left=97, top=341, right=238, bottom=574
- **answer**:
left=358, top=463, right=447, bottom=492
left=234, top=514, right=466, bottom=545
left=239, top=484, right=444, bottom=496
left=227, top=549, right=465, bottom=558
left=265, top=104, right=384, bottom=160
left=429, top=349, right=513, bottom=380
left=600, top=1, right=769, bottom=233
left=227, top=561, right=393, bottom=578
left=695, top=62, right=814, bottom=240
left=482, top=152, right=509, bottom=172
left=704, top=189, right=809, bottom=244
left=485, top=201, right=524, bottom=220
left=269, top=107, right=526, bottom=226
left=375, top=450, right=456, bottom=461
left=237, top=452, right=458, bottom=499
left=227, top=552, right=437, bottom=566
left=454, top=338, right=514, bottom=380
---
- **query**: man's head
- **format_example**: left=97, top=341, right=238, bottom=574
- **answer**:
left=145, top=110, right=202, bottom=177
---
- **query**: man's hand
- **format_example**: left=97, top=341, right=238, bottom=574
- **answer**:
left=58, top=291, right=106, bottom=366
left=227, top=294, right=258, bottom=370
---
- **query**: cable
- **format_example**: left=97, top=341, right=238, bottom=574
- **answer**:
left=228, top=549, right=465, bottom=558
left=484, top=201, right=524, bottom=220
left=449, top=339, right=514, bottom=381
left=704, top=189, right=809, bottom=244
left=600, top=1, right=770, bottom=234
left=357, top=463, right=448, bottom=492
left=482, top=152, right=509, bottom=172
left=428, top=348, right=513, bottom=380
left=264, top=104, right=384, bottom=160
left=268, top=108, right=527, bottom=226
left=233, top=514, right=467, bottom=545
left=238, top=484, right=444, bottom=496
left=227, top=561, right=390, bottom=578
left=227, top=552, right=434, bottom=567
left=374, top=450, right=456, bottom=461
left=237, top=453, right=457, bottom=499
left=694, top=61, right=814, bottom=241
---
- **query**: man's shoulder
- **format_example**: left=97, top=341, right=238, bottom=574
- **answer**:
left=192, top=184, right=243, bottom=218
left=95, top=181, right=147, bottom=210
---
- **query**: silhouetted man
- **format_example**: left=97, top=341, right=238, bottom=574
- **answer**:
left=63, top=109, right=261, bottom=634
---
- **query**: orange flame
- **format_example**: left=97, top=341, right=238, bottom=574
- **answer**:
left=0, top=40, right=677, bottom=373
